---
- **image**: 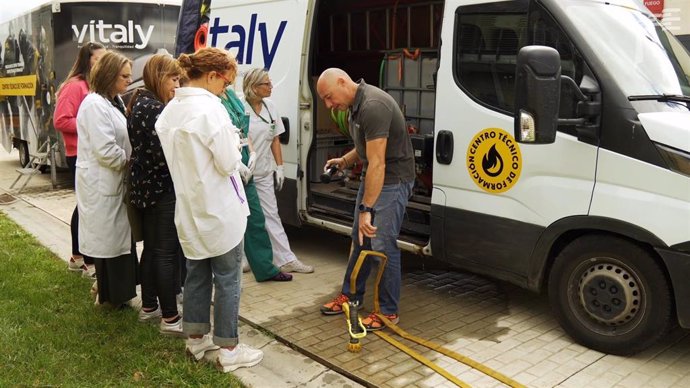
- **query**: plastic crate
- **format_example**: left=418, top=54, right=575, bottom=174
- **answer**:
left=310, top=134, right=354, bottom=182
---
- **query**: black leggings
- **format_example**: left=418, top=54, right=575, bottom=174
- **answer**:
left=67, top=156, right=92, bottom=264
left=139, top=192, right=184, bottom=318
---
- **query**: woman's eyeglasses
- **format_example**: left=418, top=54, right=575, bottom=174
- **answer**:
left=217, top=72, right=232, bottom=88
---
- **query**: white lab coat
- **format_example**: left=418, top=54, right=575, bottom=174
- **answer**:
left=155, top=87, right=249, bottom=260
left=243, top=98, right=285, bottom=177
left=75, top=93, right=132, bottom=258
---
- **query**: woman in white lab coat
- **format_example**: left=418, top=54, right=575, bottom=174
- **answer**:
left=242, top=68, right=314, bottom=274
left=75, top=51, right=136, bottom=307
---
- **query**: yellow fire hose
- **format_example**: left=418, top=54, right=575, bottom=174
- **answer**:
left=345, top=249, right=526, bottom=388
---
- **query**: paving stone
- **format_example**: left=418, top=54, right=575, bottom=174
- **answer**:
left=513, top=371, right=540, bottom=386
left=646, top=372, right=683, bottom=388
left=617, top=371, right=653, bottom=387
left=387, top=358, right=424, bottom=375
left=546, top=347, right=581, bottom=364
left=558, top=368, right=599, bottom=388
left=638, top=360, right=671, bottom=376
left=530, top=372, right=569, bottom=388
left=527, top=359, right=561, bottom=377
left=340, top=357, right=369, bottom=372
left=521, top=348, right=553, bottom=366
left=385, top=370, right=424, bottom=387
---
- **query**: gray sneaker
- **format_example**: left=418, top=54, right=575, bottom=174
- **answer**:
left=160, top=317, right=184, bottom=337
left=280, top=259, right=314, bottom=273
left=216, top=344, right=263, bottom=373
left=138, top=307, right=162, bottom=323
left=186, top=334, right=219, bottom=361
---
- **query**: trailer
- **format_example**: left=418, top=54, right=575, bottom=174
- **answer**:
left=0, top=0, right=180, bottom=172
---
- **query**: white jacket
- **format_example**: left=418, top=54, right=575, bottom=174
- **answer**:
left=156, top=87, right=249, bottom=260
left=244, top=98, right=285, bottom=177
left=75, top=93, right=132, bottom=258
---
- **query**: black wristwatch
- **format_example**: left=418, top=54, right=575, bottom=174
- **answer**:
left=358, top=203, right=375, bottom=214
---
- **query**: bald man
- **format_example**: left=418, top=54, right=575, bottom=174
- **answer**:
left=317, top=68, right=415, bottom=331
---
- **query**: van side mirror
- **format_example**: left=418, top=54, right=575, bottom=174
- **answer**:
left=514, top=46, right=561, bottom=144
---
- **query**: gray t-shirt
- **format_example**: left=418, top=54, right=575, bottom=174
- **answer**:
left=349, top=80, right=415, bottom=185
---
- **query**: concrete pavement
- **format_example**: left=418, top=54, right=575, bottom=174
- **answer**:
left=3, top=148, right=690, bottom=388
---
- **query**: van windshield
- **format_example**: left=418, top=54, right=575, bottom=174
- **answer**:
left=562, top=0, right=690, bottom=97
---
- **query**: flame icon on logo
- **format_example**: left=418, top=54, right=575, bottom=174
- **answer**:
left=482, top=145, right=503, bottom=177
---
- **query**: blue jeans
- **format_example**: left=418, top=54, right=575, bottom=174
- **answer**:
left=183, top=242, right=242, bottom=347
left=341, top=180, right=414, bottom=315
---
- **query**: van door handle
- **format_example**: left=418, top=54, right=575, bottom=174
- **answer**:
left=435, top=130, right=454, bottom=165
left=279, top=117, right=289, bottom=144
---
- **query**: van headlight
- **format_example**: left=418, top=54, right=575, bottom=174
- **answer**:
left=656, top=143, right=690, bottom=177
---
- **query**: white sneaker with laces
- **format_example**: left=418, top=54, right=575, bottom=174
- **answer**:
left=68, top=256, right=84, bottom=272
left=160, top=317, right=184, bottom=337
left=280, top=259, right=314, bottom=273
left=186, top=334, right=220, bottom=361
left=81, top=264, right=96, bottom=279
left=138, top=307, right=162, bottom=323
left=216, top=344, right=263, bottom=372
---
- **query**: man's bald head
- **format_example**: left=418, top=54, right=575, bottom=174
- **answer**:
left=316, top=68, right=358, bottom=111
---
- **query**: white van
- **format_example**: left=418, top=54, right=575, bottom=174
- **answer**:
left=195, top=0, right=690, bottom=355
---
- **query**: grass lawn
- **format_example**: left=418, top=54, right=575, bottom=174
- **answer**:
left=0, top=211, right=244, bottom=387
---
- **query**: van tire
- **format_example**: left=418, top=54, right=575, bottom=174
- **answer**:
left=548, top=235, right=672, bottom=355
left=18, top=140, right=30, bottom=167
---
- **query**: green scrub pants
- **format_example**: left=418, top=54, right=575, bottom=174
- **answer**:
left=243, top=179, right=281, bottom=281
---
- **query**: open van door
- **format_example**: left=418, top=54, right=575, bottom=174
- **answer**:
left=208, top=0, right=310, bottom=226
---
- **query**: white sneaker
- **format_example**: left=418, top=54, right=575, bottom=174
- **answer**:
left=160, top=317, right=184, bottom=337
left=242, top=262, right=251, bottom=273
left=127, top=296, right=142, bottom=311
left=81, top=264, right=96, bottom=279
left=68, top=256, right=84, bottom=272
left=176, top=292, right=183, bottom=305
left=138, top=307, right=162, bottom=323
left=186, top=334, right=220, bottom=361
left=280, top=259, right=314, bottom=273
left=215, top=344, right=263, bottom=372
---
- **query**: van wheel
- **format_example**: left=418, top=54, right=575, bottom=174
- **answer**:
left=18, top=140, right=30, bottom=167
left=548, top=235, right=672, bottom=355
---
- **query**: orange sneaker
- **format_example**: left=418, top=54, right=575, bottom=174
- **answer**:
left=362, top=312, right=399, bottom=331
left=320, top=293, right=349, bottom=315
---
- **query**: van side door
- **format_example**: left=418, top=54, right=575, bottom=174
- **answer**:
left=433, top=0, right=597, bottom=284
left=209, top=0, right=310, bottom=226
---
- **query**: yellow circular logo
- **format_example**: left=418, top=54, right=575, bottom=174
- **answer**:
left=466, top=128, right=522, bottom=193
